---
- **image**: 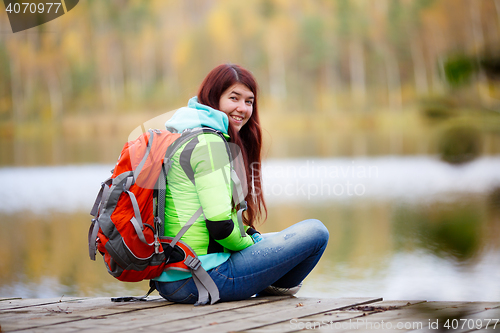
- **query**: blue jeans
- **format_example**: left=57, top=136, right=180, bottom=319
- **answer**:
left=155, top=219, right=329, bottom=304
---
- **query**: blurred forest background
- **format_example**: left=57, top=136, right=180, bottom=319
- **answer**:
left=1, top=0, right=500, bottom=300
left=1, top=0, right=500, bottom=165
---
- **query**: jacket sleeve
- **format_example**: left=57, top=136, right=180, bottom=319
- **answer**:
left=189, top=134, right=254, bottom=251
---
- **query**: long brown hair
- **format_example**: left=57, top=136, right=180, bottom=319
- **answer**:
left=197, top=64, right=266, bottom=227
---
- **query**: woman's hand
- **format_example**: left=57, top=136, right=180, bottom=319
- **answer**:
left=246, top=227, right=263, bottom=243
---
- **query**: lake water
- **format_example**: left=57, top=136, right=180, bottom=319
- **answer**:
left=1, top=156, right=500, bottom=301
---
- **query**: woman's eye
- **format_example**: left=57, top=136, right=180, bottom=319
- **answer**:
left=230, top=96, right=237, bottom=101
left=246, top=100, right=253, bottom=106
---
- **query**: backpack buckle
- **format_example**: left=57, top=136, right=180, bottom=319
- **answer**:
left=154, top=238, right=160, bottom=254
left=123, top=176, right=134, bottom=191
left=184, top=255, right=201, bottom=270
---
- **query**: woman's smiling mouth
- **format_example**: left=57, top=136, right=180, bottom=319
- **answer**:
left=230, top=115, right=244, bottom=122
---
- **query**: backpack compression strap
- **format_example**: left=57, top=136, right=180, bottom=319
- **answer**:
left=89, top=177, right=112, bottom=260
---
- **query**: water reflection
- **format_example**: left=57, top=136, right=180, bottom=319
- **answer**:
left=285, top=195, right=500, bottom=301
left=392, top=199, right=486, bottom=262
left=0, top=211, right=150, bottom=298
left=0, top=159, right=500, bottom=301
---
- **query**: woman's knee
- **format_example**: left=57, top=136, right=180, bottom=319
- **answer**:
left=298, top=219, right=329, bottom=243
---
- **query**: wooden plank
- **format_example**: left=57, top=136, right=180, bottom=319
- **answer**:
left=0, top=296, right=166, bottom=313
left=245, top=311, right=365, bottom=333
left=245, top=300, right=427, bottom=333
left=0, top=297, right=85, bottom=311
left=6, top=296, right=290, bottom=333
left=309, top=301, right=500, bottom=333
left=1, top=297, right=168, bottom=315
left=2, top=296, right=496, bottom=333
left=0, top=297, right=172, bottom=332
left=44, top=296, right=291, bottom=333
left=157, top=297, right=383, bottom=333
left=410, top=303, right=500, bottom=333
left=308, top=299, right=427, bottom=320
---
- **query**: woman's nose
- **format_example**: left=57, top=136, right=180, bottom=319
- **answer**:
left=236, top=101, right=247, bottom=112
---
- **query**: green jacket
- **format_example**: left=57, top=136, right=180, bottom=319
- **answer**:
left=155, top=97, right=254, bottom=282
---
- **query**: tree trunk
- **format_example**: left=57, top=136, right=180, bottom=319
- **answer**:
left=267, top=28, right=286, bottom=103
left=384, top=48, right=402, bottom=112
left=9, top=56, right=22, bottom=124
left=469, top=0, right=484, bottom=52
left=349, top=38, right=367, bottom=108
left=410, top=35, right=429, bottom=96
left=495, top=0, right=500, bottom=32
left=47, top=72, right=63, bottom=121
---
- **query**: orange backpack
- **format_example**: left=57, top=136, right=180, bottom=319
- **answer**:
left=88, top=128, right=225, bottom=305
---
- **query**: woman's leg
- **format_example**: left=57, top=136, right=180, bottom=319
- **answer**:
left=156, top=219, right=329, bottom=303
left=212, top=219, right=329, bottom=301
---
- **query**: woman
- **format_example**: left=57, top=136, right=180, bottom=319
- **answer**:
left=154, top=64, right=329, bottom=304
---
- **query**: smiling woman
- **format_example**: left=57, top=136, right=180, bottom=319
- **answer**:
left=218, top=83, right=254, bottom=131
left=180, top=64, right=265, bottom=227
left=152, top=64, right=329, bottom=305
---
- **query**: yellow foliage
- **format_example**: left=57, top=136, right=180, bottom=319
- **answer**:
left=173, top=36, right=193, bottom=69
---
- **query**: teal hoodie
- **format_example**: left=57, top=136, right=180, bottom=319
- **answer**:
left=155, top=97, right=254, bottom=282
left=165, top=97, right=229, bottom=134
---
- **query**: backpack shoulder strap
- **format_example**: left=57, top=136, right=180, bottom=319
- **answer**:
left=155, top=128, right=211, bottom=234
left=186, top=255, right=220, bottom=305
left=157, top=127, right=247, bottom=237
left=204, top=128, right=247, bottom=237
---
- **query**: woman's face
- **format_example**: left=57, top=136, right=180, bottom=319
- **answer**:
left=218, top=83, right=254, bottom=132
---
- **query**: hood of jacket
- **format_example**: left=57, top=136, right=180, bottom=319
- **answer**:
left=165, top=96, right=229, bottom=134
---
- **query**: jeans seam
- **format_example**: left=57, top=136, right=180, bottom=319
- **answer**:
left=217, top=249, right=311, bottom=283
left=214, top=265, right=233, bottom=280
left=158, top=277, right=193, bottom=298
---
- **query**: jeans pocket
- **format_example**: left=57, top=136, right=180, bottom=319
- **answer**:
left=165, top=292, right=196, bottom=304
left=156, top=279, right=197, bottom=304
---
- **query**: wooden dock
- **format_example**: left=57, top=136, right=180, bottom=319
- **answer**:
left=1, top=295, right=499, bottom=332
